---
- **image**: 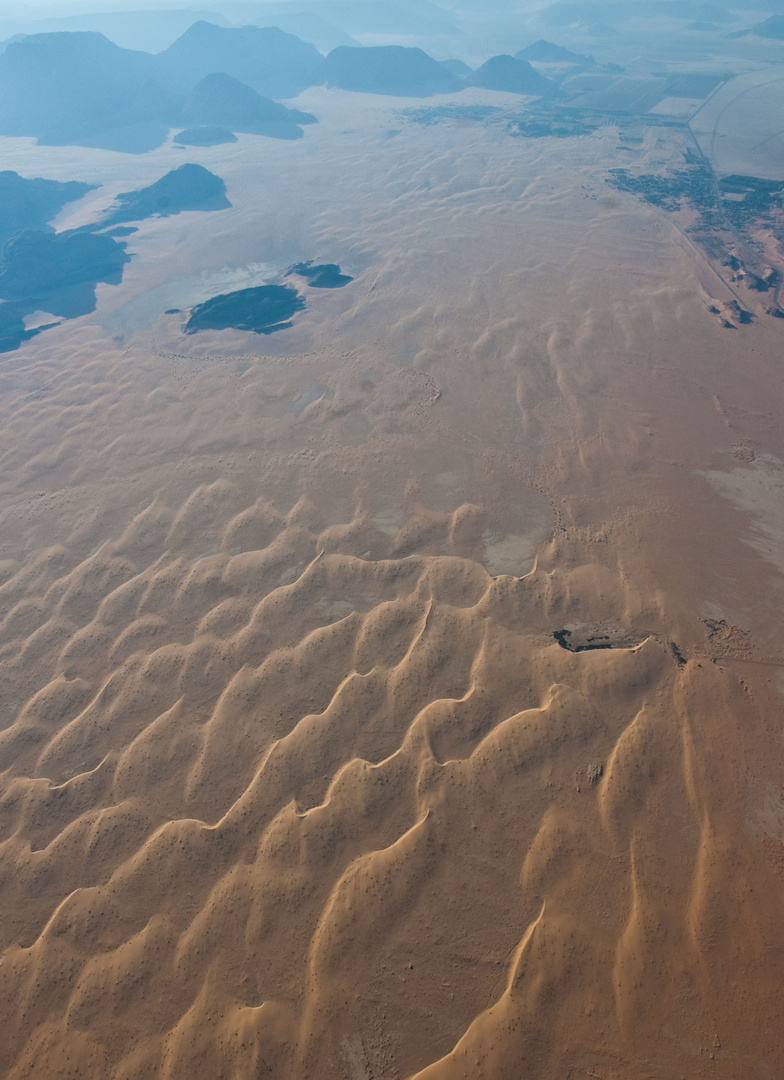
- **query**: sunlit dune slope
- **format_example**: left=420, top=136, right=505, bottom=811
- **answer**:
left=0, top=89, right=783, bottom=1080
left=0, top=496, right=781, bottom=1079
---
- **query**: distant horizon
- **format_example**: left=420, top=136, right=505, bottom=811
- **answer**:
left=0, top=0, right=273, bottom=18
left=2, top=0, right=429, bottom=12
left=0, top=0, right=540, bottom=20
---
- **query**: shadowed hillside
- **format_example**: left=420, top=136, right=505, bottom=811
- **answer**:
left=153, top=21, right=323, bottom=99
left=467, top=54, right=554, bottom=95
left=181, top=73, right=315, bottom=138
left=0, top=31, right=175, bottom=152
left=99, top=163, right=231, bottom=226
left=317, top=44, right=461, bottom=95
left=0, top=172, right=95, bottom=247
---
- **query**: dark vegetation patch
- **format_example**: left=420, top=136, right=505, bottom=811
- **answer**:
left=607, top=161, right=716, bottom=212
left=403, top=101, right=597, bottom=138
left=509, top=107, right=599, bottom=137
left=402, top=104, right=505, bottom=126
left=608, top=160, right=784, bottom=231
left=718, top=174, right=784, bottom=229
left=289, top=261, right=353, bottom=288
left=185, top=284, right=305, bottom=335
left=669, top=641, right=687, bottom=665
left=607, top=156, right=783, bottom=320
left=553, top=628, right=617, bottom=652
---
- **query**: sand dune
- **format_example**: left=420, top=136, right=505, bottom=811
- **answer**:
left=1, top=89, right=784, bottom=1079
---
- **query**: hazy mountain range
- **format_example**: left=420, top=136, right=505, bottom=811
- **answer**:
left=4, top=0, right=768, bottom=157
left=0, top=21, right=563, bottom=152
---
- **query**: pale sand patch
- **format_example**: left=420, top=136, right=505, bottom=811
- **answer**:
left=700, top=455, right=784, bottom=576
left=481, top=528, right=542, bottom=576
left=373, top=506, right=406, bottom=537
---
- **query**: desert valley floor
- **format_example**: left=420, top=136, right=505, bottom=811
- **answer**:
left=0, top=85, right=783, bottom=1079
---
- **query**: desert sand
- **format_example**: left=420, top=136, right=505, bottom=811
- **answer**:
left=0, top=87, right=783, bottom=1080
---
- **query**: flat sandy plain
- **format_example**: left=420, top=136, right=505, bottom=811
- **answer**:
left=0, top=85, right=784, bottom=1080
left=691, top=68, right=784, bottom=178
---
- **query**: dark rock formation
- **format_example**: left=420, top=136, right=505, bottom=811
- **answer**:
left=0, top=162, right=235, bottom=353
left=316, top=45, right=462, bottom=96
left=0, top=227, right=129, bottom=352
left=0, top=302, right=39, bottom=354
left=0, top=169, right=133, bottom=351
left=154, top=22, right=323, bottom=99
left=0, top=171, right=95, bottom=247
left=0, top=31, right=178, bottom=153
left=173, top=125, right=238, bottom=147
left=440, top=58, right=472, bottom=78
left=182, top=73, right=315, bottom=139
left=185, top=284, right=305, bottom=335
left=290, top=261, right=353, bottom=288
left=250, top=10, right=357, bottom=53
left=517, top=39, right=595, bottom=65
left=753, top=14, right=784, bottom=38
left=467, top=55, right=553, bottom=95
left=101, top=164, right=230, bottom=226
left=0, top=229, right=128, bottom=309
